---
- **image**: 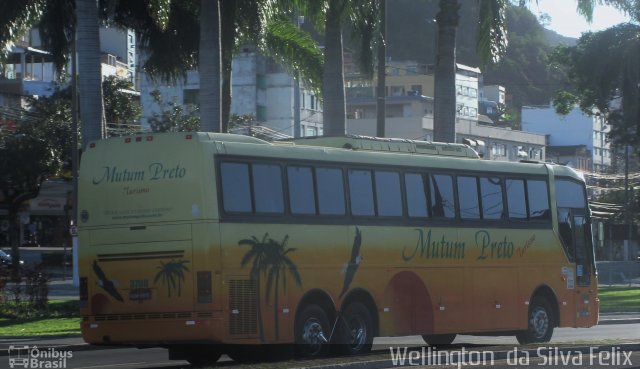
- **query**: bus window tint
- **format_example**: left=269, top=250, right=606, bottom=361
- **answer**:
left=480, top=177, right=503, bottom=220
left=221, top=162, right=252, bottom=212
left=430, top=174, right=455, bottom=218
left=405, top=173, right=429, bottom=218
left=375, top=171, right=402, bottom=216
left=252, top=164, right=284, bottom=213
left=288, top=166, right=316, bottom=215
left=316, top=168, right=346, bottom=215
left=556, top=180, right=587, bottom=208
left=506, top=179, right=527, bottom=220
left=349, top=169, right=375, bottom=216
left=457, top=176, right=480, bottom=219
left=558, top=209, right=574, bottom=260
left=527, top=179, right=550, bottom=220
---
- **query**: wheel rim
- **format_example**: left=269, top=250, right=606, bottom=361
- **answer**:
left=302, top=318, right=327, bottom=355
left=530, top=306, right=549, bottom=339
left=346, top=315, right=367, bottom=350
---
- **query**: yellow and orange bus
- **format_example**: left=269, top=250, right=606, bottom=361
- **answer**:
left=78, top=132, right=598, bottom=364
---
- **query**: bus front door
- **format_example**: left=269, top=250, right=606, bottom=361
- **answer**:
left=571, top=211, right=597, bottom=326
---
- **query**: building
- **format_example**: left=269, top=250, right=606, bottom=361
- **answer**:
left=139, top=45, right=323, bottom=137
left=521, top=104, right=611, bottom=172
left=345, top=94, right=546, bottom=162
left=345, top=61, right=544, bottom=162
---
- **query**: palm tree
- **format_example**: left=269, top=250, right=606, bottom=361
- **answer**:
left=154, top=259, right=190, bottom=297
left=76, top=0, right=106, bottom=144
left=432, top=0, right=635, bottom=143
left=198, top=0, right=221, bottom=132
left=297, top=0, right=381, bottom=137
left=263, top=235, right=302, bottom=340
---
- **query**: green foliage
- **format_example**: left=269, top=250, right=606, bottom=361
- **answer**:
left=552, top=91, right=580, bottom=115
left=553, top=24, right=640, bottom=147
left=228, top=113, right=257, bottom=129
left=148, top=90, right=200, bottom=132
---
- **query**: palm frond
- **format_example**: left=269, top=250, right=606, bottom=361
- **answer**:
left=0, top=0, right=45, bottom=61
left=262, top=18, right=324, bottom=99
left=476, top=0, right=508, bottom=66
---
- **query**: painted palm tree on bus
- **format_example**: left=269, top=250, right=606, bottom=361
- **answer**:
left=263, top=235, right=302, bottom=340
left=432, top=0, right=635, bottom=143
left=239, top=233, right=302, bottom=341
left=154, top=259, right=190, bottom=298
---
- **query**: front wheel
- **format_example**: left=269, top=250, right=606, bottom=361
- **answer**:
left=295, top=304, right=331, bottom=358
left=337, top=302, right=374, bottom=355
left=516, top=297, right=555, bottom=344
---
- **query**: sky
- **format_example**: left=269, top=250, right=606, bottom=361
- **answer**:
left=527, top=0, right=634, bottom=38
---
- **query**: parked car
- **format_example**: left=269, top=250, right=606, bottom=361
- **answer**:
left=0, top=249, right=24, bottom=270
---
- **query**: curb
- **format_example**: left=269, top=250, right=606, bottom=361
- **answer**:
left=598, top=318, right=640, bottom=325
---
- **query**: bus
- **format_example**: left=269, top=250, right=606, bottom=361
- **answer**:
left=78, top=132, right=598, bottom=364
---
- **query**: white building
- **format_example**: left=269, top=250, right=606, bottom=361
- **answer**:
left=521, top=104, right=611, bottom=172
left=139, top=46, right=323, bottom=137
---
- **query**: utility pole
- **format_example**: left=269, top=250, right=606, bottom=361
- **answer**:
left=624, top=145, right=632, bottom=261
left=293, top=15, right=304, bottom=138
left=71, top=33, right=80, bottom=286
left=376, top=0, right=386, bottom=137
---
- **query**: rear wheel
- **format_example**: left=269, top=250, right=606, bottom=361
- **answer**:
left=422, top=334, right=456, bottom=346
left=295, top=304, right=331, bottom=358
left=337, top=302, right=374, bottom=355
left=516, top=296, right=555, bottom=344
left=168, top=345, right=221, bottom=366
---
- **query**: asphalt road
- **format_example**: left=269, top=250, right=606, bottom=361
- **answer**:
left=7, top=323, right=637, bottom=369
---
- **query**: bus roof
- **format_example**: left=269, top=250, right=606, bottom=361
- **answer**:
left=283, top=135, right=480, bottom=158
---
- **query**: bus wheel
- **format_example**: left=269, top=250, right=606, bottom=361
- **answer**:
left=516, top=297, right=555, bottom=344
left=422, top=334, right=456, bottom=346
left=338, top=302, right=374, bottom=355
left=184, top=347, right=222, bottom=366
left=295, top=304, right=331, bottom=358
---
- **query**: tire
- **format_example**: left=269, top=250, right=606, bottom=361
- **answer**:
left=337, top=302, right=374, bottom=355
left=516, top=296, right=555, bottom=344
left=181, top=346, right=222, bottom=366
left=295, top=304, right=332, bottom=358
left=422, top=334, right=456, bottom=346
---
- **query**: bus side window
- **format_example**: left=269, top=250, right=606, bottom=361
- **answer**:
left=316, top=168, right=346, bottom=215
left=405, top=173, right=430, bottom=218
left=430, top=174, right=455, bottom=219
left=527, top=179, right=550, bottom=220
left=374, top=171, right=402, bottom=217
left=457, top=176, right=480, bottom=220
left=288, top=166, right=316, bottom=215
left=506, top=179, right=527, bottom=220
left=252, top=164, right=284, bottom=214
left=349, top=169, right=375, bottom=216
left=220, top=162, right=252, bottom=213
left=480, top=177, right=503, bottom=220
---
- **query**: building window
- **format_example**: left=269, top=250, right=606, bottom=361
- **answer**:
left=469, top=107, right=477, bottom=117
left=390, top=86, right=405, bottom=96
left=183, top=89, right=199, bottom=106
left=257, top=74, right=266, bottom=89
left=256, top=105, right=267, bottom=121
left=469, top=88, right=477, bottom=98
left=411, top=84, right=422, bottom=95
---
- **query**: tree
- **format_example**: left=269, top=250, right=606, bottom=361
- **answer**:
left=198, top=0, right=221, bottom=132
left=297, top=0, right=381, bottom=136
left=0, top=78, right=141, bottom=279
left=432, top=0, right=508, bottom=143
left=552, top=24, right=640, bottom=149
left=147, top=90, right=200, bottom=132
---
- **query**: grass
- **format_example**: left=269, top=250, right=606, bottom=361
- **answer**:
left=0, top=299, right=81, bottom=337
left=598, top=286, right=640, bottom=313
